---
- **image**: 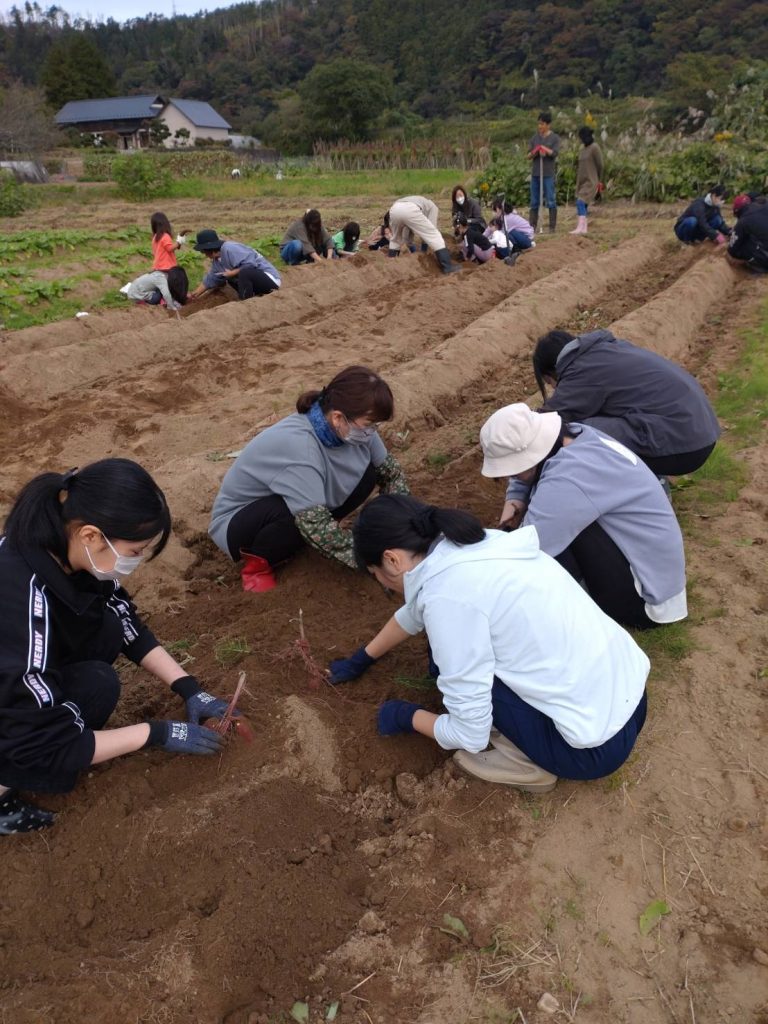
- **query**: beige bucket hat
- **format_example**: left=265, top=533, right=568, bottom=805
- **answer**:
left=480, top=403, right=562, bottom=477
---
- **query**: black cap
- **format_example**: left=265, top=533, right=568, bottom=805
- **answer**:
left=194, top=229, right=224, bottom=252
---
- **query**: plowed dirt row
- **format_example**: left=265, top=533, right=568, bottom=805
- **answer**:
left=1, top=214, right=766, bottom=1024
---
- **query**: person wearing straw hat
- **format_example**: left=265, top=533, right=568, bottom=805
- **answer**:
left=327, top=493, right=650, bottom=791
left=480, top=403, right=687, bottom=629
left=188, top=229, right=281, bottom=302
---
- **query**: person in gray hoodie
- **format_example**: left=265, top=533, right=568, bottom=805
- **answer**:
left=532, top=329, right=720, bottom=476
left=480, top=403, right=687, bottom=630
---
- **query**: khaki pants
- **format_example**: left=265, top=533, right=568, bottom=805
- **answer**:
left=388, top=200, right=446, bottom=253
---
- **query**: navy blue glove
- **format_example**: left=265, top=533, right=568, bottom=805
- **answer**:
left=329, top=646, right=376, bottom=684
left=171, top=675, right=235, bottom=724
left=145, top=720, right=225, bottom=755
left=377, top=700, right=424, bottom=736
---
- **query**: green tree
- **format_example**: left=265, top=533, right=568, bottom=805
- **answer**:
left=299, top=58, right=393, bottom=141
left=41, top=33, right=116, bottom=108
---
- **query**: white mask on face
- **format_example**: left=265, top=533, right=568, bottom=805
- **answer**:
left=456, top=195, right=465, bottom=205
left=84, top=534, right=145, bottom=581
left=344, top=424, right=377, bottom=445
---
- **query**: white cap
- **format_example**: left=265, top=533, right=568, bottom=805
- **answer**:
left=480, top=403, right=562, bottom=477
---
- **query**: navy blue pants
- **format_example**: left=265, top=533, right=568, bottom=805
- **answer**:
left=675, top=214, right=725, bottom=243
left=492, top=680, right=647, bottom=779
left=0, top=661, right=121, bottom=794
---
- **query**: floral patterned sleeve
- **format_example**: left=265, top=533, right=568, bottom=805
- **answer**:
left=375, top=453, right=410, bottom=495
left=294, top=506, right=357, bottom=569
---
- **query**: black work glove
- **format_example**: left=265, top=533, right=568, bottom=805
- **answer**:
left=145, top=720, right=225, bottom=755
left=171, top=675, right=234, bottom=724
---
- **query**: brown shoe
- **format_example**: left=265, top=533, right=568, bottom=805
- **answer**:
left=453, top=746, right=557, bottom=791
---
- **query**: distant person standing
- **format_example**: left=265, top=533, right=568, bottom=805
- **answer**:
left=387, top=195, right=460, bottom=275
left=674, top=185, right=731, bottom=245
left=571, top=127, right=603, bottom=235
left=528, top=112, right=560, bottom=233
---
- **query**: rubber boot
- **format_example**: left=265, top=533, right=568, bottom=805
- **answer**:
left=387, top=247, right=400, bottom=257
left=240, top=551, right=276, bottom=592
left=0, top=792, right=55, bottom=834
left=435, top=248, right=461, bottom=275
left=504, top=252, right=519, bottom=267
left=529, top=208, right=538, bottom=230
left=548, top=207, right=558, bottom=233
left=570, top=215, right=588, bottom=235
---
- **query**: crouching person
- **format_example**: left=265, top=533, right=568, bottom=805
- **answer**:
left=0, top=459, right=236, bottom=833
left=329, top=494, right=649, bottom=792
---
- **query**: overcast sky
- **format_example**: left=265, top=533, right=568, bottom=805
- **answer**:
left=0, top=0, right=241, bottom=22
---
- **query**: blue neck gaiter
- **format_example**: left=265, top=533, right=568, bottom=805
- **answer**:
left=306, top=400, right=343, bottom=448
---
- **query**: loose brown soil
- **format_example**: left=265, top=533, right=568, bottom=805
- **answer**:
left=1, top=203, right=767, bottom=1024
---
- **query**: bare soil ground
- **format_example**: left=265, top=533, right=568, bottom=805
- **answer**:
left=0, top=200, right=766, bottom=1024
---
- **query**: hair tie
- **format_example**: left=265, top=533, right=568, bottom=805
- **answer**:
left=412, top=506, right=437, bottom=539
left=61, top=467, right=78, bottom=486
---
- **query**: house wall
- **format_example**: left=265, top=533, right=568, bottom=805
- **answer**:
left=160, top=106, right=230, bottom=148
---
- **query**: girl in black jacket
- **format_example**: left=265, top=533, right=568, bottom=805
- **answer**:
left=0, top=459, right=236, bottom=834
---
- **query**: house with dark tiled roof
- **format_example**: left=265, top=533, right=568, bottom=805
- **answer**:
left=54, top=95, right=232, bottom=149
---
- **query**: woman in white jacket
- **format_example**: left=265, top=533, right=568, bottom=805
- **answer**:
left=329, top=494, right=649, bottom=791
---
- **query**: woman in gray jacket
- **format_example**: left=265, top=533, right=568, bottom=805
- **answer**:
left=532, top=329, right=720, bottom=476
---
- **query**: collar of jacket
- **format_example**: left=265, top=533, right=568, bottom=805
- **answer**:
left=19, top=546, right=114, bottom=614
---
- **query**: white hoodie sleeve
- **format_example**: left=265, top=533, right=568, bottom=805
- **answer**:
left=424, top=597, right=495, bottom=753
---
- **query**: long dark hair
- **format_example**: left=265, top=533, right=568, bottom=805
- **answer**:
left=151, top=212, right=173, bottom=240
left=492, top=196, right=514, bottom=216
left=4, top=458, right=171, bottom=567
left=167, top=266, right=188, bottom=305
left=353, top=494, right=485, bottom=569
left=296, top=365, right=394, bottom=421
left=341, top=221, right=360, bottom=250
left=451, top=184, right=469, bottom=211
left=532, top=330, right=576, bottom=399
left=303, top=208, right=324, bottom=251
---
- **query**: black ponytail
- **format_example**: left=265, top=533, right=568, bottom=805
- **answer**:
left=532, top=329, right=576, bottom=400
left=353, top=494, right=485, bottom=569
left=4, top=458, right=171, bottom=566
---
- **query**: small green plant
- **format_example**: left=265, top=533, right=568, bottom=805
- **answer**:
left=394, top=673, right=435, bottom=693
left=426, top=452, right=450, bottom=470
left=112, top=153, right=172, bottom=201
left=0, top=173, right=31, bottom=217
left=214, top=637, right=251, bottom=667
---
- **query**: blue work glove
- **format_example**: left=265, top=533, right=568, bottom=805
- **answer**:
left=377, top=700, right=425, bottom=736
left=145, top=720, right=225, bottom=755
left=171, top=674, right=235, bottom=724
left=329, top=646, right=376, bottom=684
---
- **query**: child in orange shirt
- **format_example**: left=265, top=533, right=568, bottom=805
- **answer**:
left=151, top=212, right=187, bottom=271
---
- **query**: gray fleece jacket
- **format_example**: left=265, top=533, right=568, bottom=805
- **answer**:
left=541, top=330, right=720, bottom=457
left=506, top=424, right=687, bottom=622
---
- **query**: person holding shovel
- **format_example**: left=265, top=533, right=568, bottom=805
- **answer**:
left=208, top=365, right=410, bottom=592
left=327, top=494, right=649, bottom=792
left=0, top=459, right=236, bottom=834
left=528, top=112, right=560, bottom=234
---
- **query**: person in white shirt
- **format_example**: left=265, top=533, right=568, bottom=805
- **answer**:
left=328, top=494, right=649, bottom=791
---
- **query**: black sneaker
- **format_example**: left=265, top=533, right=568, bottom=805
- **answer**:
left=504, top=253, right=519, bottom=266
left=0, top=792, right=55, bottom=834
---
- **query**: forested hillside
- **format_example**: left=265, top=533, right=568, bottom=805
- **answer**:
left=1, top=0, right=767, bottom=147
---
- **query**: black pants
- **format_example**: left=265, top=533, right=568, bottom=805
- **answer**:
left=236, top=266, right=279, bottom=300
left=641, top=442, right=716, bottom=476
left=555, top=521, right=657, bottom=630
left=226, top=462, right=377, bottom=563
left=0, top=661, right=121, bottom=794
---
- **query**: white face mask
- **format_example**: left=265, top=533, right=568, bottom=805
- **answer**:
left=456, top=195, right=465, bottom=205
left=344, top=424, right=377, bottom=445
left=84, top=534, right=145, bottom=581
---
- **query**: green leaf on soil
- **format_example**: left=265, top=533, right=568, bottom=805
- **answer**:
left=440, top=913, right=470, bottom=941
left=290, top=1001, right=309, bottom=1022
left=326, top=1002, right=340, bottom=1021
left=639, top=898, right=671, bottom=936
